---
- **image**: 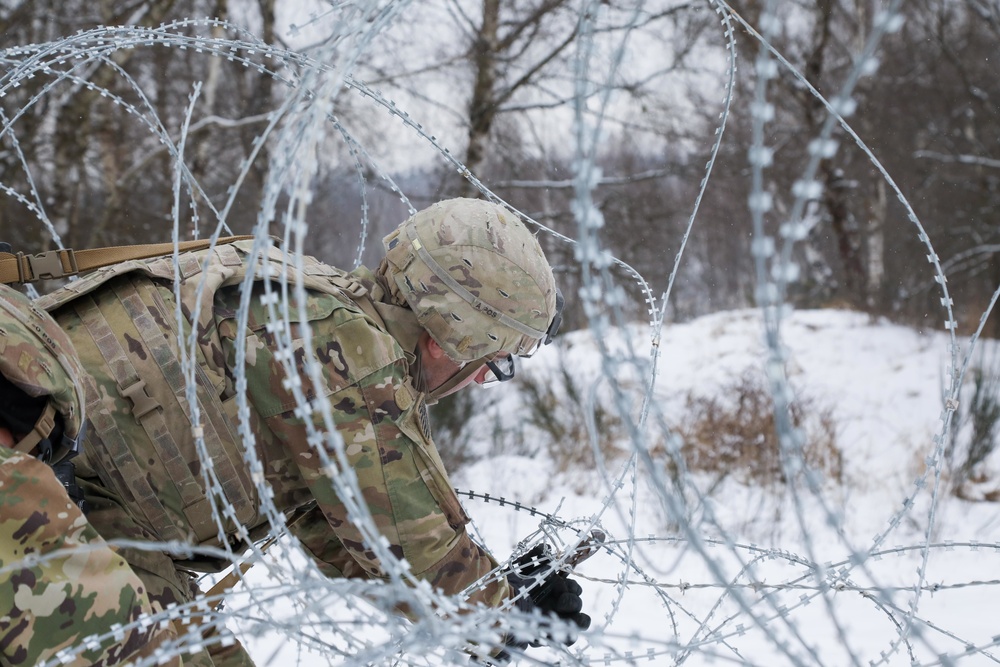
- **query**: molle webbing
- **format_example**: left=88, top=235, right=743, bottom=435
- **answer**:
left=125, top=282, right=255, bottom=528
left=70, top=276, right=256, bottom=545
left=42, top=240, right=387, bottom=546
left=75, top=291, right=183, bottom=541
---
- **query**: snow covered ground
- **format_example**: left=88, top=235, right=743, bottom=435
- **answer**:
left=240, top=308, right=1000, bottom=666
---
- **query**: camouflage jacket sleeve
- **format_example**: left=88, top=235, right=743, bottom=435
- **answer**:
left=278, top=360, right=508, bottom=608
left=0, top=447, right=176, bottom=667
left=218, top=286, right=510, bottom=608
left=288, top=503, right=366, bottom=579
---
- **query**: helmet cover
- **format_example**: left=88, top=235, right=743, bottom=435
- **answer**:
left=383, top=198, right=557, bottom=362
left=0, top=284, right=86, bottom=462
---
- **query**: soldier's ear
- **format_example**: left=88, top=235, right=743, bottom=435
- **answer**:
left=419, top=331, right=448, bottom=360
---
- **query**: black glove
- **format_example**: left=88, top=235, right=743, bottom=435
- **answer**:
left=503, top=544, right=591, bottom=654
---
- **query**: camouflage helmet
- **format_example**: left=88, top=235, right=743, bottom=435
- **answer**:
left=0, top=284, right=86, bottom=463
left=383, top=198, right=558, bottom=362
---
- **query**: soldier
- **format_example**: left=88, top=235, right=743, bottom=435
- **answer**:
left=0, top=284, right=178, bottom=666
left=8, top=197, right=588, bottom=665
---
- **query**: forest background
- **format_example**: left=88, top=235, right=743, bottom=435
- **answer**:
left=3, top=0, right=997, bottom=335
left=4, top=1, right=1000, bottom=665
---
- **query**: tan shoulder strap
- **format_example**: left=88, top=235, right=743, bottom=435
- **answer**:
left=0, top=236, right=254, bottom=284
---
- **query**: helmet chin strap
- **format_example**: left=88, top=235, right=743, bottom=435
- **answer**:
left=425, top=362, right=484, bottom=404
left=413, top=345, right=486, bottom=405
left=12, top=401, right=57, bottom=458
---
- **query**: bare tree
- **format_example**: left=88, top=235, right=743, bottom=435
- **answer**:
left=693, top=0, right=999, bottom=326
left=0, top=0, right=280, bottom=251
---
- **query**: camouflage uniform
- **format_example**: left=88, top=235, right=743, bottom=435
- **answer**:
left=0, top=447, right=178, bottom=667
left=29, top=199, right=557, bottom=665
left=0, top=284, right=178, bottom=667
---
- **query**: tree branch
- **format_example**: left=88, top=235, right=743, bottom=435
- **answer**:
left=494, top=26, right=576, bottom=107
left=914, top=150, right=1000, bottom=169
left=496, top=0, right=569, bottom=52
left=494, top=167, right=679, bottom=189
left=115, top=112, right=272, bottom=189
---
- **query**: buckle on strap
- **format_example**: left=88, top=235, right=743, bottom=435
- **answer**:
left=17, top=249, right=79, bottom=282
left=330, top=273, right=368, bottom=299
left=119, top=378, right=161, bottom=421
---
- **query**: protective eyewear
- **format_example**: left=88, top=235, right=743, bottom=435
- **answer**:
left=484, top=354, right=516, bottom=385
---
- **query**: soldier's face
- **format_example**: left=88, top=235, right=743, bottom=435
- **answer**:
left=416, top=332, right=491, bottom=397
left=0, top=426, right=13, bottom=448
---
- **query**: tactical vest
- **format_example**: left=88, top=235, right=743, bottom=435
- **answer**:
left=35, top=240, right=385, bottom=547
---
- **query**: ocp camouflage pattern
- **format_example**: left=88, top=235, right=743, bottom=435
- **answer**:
left=0, top=200, right=544, bottom=663
left=0, top=446, right=177, bottom=667
left=214, top=280, right=506, bottom=604
left=0, top=284, right=87, bottom=462
left=383, top=198, right=557, bottom=362
left=35, top=236, right=511, bottom=616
